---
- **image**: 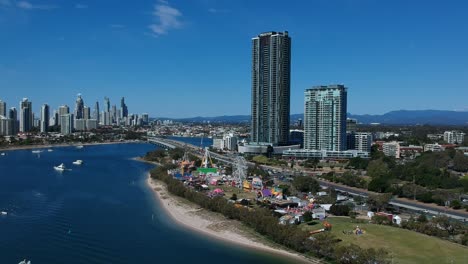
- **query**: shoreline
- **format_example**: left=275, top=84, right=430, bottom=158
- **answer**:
left=0, top=140, right=142, bottom=152
left=146, top=174, right=319, bottom=264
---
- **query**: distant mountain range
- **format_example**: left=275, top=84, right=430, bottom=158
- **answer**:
left=154, top=110, right=468, bottom=125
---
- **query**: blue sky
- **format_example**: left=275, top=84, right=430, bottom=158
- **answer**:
left=0, top=0, right=467, bottom=118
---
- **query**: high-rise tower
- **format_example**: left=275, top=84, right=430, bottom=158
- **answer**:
left=40, top=104, right=49, bottom=133
left=304, top=85, right=347, bottom=151
left=93, top=101, right=100, bottom=121
left=0, top=100, right=6, bottom=117
left=251, top=31, right=291, bottom=145
left=120, top=97, right=128, bottom=118
left=19, top=98, right=33, bottom=132
left=74, top=94, right=84, bottom=119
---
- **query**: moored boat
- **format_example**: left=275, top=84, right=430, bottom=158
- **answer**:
left=72, top=160, right=83, bottom=165
left=54, top=163, right=66, bottom=171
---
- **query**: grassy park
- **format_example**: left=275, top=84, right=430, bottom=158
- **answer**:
left=304, top=217, right=468, bottom=263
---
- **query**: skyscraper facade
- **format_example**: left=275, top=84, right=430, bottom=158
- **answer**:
left=19, top=98, right=33, bottom=132
left=60, top=114, right=74, bottom=135
left=251, top=31, right=291, bottom=145
left=120, top=97, right=128, bottom=118
left=304, top=85, right=347, bottom=151
left=83, top=106, right=91, bottom=120
left=40, top=104, right=49, bottom=133
left=0, top=100, right=6, bottom=117
left=74, top=95, right=84, bottom=120
left=93, top=101, right=100, bottom=122
left=104, top=97, right=110, bottom=113
left=58, top=105, right=70, bottom=126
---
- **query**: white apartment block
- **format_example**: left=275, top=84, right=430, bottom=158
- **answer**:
left=444, top=131, right=465, bottom=144
left=382, top=141, right=400, bottom=158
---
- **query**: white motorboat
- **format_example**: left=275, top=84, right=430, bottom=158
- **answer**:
left=0, top=152, right=5, bottom=156
left=1, top=211, right=7, bottom=215
left=18, top=259, right=31, bottom=264
left=54, top=163, right=66, bottom=171
left=31, top=150, right=43, bottom=154
left=76, top=145, right=84, bottom=149
left=47, top=149, right=53, bottom=152
left=72, top=160, right=83, bottom=165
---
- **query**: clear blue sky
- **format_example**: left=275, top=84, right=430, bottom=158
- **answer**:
left=1, top=0, right=467, bottom=118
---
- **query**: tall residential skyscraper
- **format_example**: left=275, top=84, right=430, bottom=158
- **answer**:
left=40, top=104, right=49, bottom=133
left=9, top=107, right=17, bottom=120
left=104, top=97, right=110, bottom=113
left=74, top=94, right=84, bottom=119
left=58, top=105, right=70, bottom=126
left=93, top=101, right=100, bottom=121
left=83, top=106, right=91, bottom=120
left=0, top=100, right=6, bottom=117
left=251, top=31, right=291, bottom=145
left=19, top=98, right=33, bottom=132
left=304, top=85, right=347, bottom=151
left=60, top=114, right=74, bottom=135
left=111, top=105, right=117, bottom=124
left=120, top=97, right=128, bottom=118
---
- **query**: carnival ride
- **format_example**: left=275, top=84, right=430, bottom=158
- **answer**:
left=232, top=156, right=247, bottom=189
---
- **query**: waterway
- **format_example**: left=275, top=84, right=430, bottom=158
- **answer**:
left=0, top=143, right=292, bottom=263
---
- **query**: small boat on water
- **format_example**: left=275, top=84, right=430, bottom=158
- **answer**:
left=0, top=152, right=5, bottom=156
left=76, top=145, right=84, bottom=149
left=31, top=150, right=43, bottom=154
left=47, top=149, right=53, bottom=152
left=54, top=163, right=66, bottom=171
left=1, top=211, right=7, bottom=215
left=72, top=160, right=83, bottom=165
left=18, top=259, right=31, bottom=264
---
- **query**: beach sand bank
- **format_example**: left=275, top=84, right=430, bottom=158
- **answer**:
left=147, top=175, right=320, bottom=264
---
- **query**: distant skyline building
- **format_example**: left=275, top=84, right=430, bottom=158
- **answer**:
left=58, top=105, right=70, bottom=126
left=251, top=31, right=291, bottom=146
left=304, top=85, right=348, bottom=151
left=0, top=100, right=6, bottom=117
left=74, top=94, right=84, bottom=119
left=9, top=107, right=17, bottom=120
left=19, top=98, right=33, bottom=133
left=111, top=105, right=117, bottom=124
left=40, top=104, right=49, bottom=133
left=104, top=97, right=110, bottom=113
left=120, top=97, right=128, bottom=118
left=83, top=106, right=91, bottom=120
left=60, top=113, right=73, bottom=135
left=93, top=101, right=100, bottom=122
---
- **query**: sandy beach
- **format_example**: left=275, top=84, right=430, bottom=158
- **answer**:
left=147, top=175, right=321, bottom=264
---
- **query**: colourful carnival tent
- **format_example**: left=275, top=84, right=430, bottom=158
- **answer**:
left=213, top=188, right=224, bottom=195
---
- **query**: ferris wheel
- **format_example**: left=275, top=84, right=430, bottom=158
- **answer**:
left=232, top=156, right=247, bottom=189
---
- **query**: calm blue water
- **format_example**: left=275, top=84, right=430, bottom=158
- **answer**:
left=0, top=143, right=292, bottom=264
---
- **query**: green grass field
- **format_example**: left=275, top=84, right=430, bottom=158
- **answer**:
left=304, top=217, right=468, bottom=264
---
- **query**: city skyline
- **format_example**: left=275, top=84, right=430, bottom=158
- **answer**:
left=1, top=1, right=468, bottom=117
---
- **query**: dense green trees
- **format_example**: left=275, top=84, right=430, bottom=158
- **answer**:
left=292, top=176, right=320, bottom=193
left=329, top=204, right=351, bottom=216
left=347, top=157, right=369, bottom=170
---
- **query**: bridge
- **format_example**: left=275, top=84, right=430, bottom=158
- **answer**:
left=147, top=137, right=176, bottom=149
